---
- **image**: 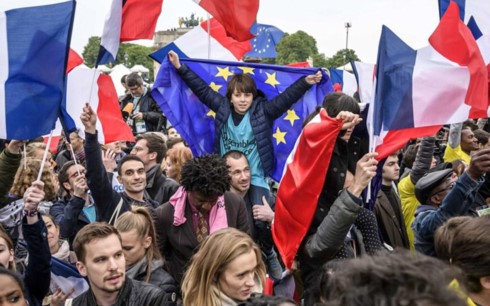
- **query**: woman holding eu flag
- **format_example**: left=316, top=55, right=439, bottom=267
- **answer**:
left=168, top=51, right=322, bottom=229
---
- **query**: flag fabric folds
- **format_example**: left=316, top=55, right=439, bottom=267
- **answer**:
left=97, top=0, right=163, bottom=65
left=373, top=2, right=487, bottom=139
left=192, top=0, right=259, bottom=42
left=272, top=109, right=343, bottom=269
left=65, top=65, right=135, bottom=144
left=329, top=68, right=357, bottom=97
left=152, top=57, right=333, bottom=181
left=150, top=18, right=252, bottom=63
left=439, top=0, right=490, bottom=117
left=245, top=23, right=285, bottom=58
left=0, top=0, right=75, bottom=140
left=51, top=257, right=89, bottom=299
left=350, top=61, right=376, bottom=104
left=369, top=1, right=487, bottom=160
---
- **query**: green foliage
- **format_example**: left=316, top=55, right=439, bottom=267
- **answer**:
left=82, top=36, right=155, bottom=81
left=275, top=31, right=318, bottom=65
left=324, top=49, right=360, bottom=69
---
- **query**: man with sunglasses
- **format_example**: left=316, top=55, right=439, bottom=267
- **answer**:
left=412, top=147, right=490, bottom=256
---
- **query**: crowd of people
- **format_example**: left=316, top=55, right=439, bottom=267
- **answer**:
left=0, top=55, right=490, bottom=306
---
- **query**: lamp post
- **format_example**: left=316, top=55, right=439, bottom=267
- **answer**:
left=344, top=22, right=352, bottom=69
left=124, top=53, right=129, bottom=67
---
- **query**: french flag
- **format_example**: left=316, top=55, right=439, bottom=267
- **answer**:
left=439, top=0, right=490, bottom=116
left=0, top=0, right=75, bottom=140
left=371, top=1, right=488, bottom=160
left=150, top=18, right=252, bottom=63
left=192, top=0, right=259, bottom=42
left=97, top=0, right=163, bottom=65
left=51, top=257, right=89, bottom=299
left=272, top=109, right=343, bottom=269
left=65, top=65, right=135, bottom=144
left=351, top=61, right=376, bottom=104
left=329, top=68, right=357, bottom=97
left=49, top=50, right=134, bottom=146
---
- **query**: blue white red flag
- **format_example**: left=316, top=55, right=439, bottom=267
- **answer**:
left=152, top=57, right=333, bottom=181
left=329, top=68, right=357, bottom=97
left=439, top=0, right=490, bottom=117
left=97, top=0, right=163, bottom=65
left=0, top=0, right=75, bottom=140
left=51, top=257, right=89, bottom=299
left=192, top=0, right=259, bottom=42
left=369, top=2, right=487, bottom=160
left=150, top=18, right=252, bottom=63
left=350, top=61, right=376, bottom=104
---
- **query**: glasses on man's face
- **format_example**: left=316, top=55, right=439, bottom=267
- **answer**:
left=430, top=181, right=455, bottom=197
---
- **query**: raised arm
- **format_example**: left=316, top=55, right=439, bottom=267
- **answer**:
left=0, top=141, right=22, bottom=206
left=264, top=71, right=321, bottom=119
left=168, top=51, right=225, bottom=112
left=80, top=103, right=123, bottom=222
left=22, top=181, right=51, bottom=303
left=304, top=152, right=378, bottom=259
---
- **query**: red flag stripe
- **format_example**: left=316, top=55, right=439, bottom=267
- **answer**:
left=120, top=0, right=163, bottom=41
left=273, top=109, right=343, bottom=269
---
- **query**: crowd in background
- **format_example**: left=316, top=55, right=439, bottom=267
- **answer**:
left=1, top=67, right=490, bottom=306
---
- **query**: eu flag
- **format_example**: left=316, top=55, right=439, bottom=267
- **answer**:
left=152, top=58, right=333, bottom=181
left=245, top=24, right=285, bottom=58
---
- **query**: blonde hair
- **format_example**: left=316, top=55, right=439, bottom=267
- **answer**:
left=182, top=228, right=266, bottom=306
left=9, top=158, right=57, bottom=201
left=25, top=142, right=47, bottom=159
left=165, top=146, right=193, bottom=183
left=114, top=206, right=161, bottom=282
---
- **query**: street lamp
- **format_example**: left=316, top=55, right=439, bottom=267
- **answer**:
left=123, top=53, right=129, bottom=67
left=344, top=22, right=352, bottom=69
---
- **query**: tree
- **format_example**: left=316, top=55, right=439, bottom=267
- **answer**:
left=324, top=49, right=360, bottom=69
left=275, top=31, right=318, bottom=65
left=82, top=36, right=155, bottom=80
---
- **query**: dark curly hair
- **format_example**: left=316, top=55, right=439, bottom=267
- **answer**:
left=180, top=154, right=230, bottom=197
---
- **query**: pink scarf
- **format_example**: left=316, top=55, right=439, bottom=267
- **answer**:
left=169, top=186, right=228, bottom=234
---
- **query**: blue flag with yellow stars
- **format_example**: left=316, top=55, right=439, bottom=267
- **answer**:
left=152, top=57, right=333, bottom=181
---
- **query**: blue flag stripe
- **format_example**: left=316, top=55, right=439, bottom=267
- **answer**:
left=4, top=1, right=74, bottom=139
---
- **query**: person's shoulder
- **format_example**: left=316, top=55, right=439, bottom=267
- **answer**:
left=223, top=191, right=244, bottom=205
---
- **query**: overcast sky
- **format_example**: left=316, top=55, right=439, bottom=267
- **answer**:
left=72, top=0, right=441, bottom=63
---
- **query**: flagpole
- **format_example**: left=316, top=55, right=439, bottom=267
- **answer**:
left=23, top=143, right=27, bottom=170
left=37, top=130, right=53, bottom=182
left=207, top=14, right=211, bottom=59
left=68, top=143, right=81, bottom=176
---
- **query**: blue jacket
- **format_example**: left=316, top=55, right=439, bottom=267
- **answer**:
left=176, top=64, right=313, bottom=175
left=412, top=172, right=482, bottom=256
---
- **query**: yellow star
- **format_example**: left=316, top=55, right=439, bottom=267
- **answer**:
left=207, top=110, right=216, bottom=119
left=216, top=66, right=234, bottom=81
left=273, top=127, right=287, bottom=145
left=238, top=66, right=255, bottom=75
left=209, top=82, right=222, bottom=92
left=284, top=109, right=300, bottom=126
left=265, top=72, right=280, bottom=88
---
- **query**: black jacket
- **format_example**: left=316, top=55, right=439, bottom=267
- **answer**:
left=176, top=64, right=313, bottom=176
left=85, top=131, right=158, bottom=224
left=72, top=277, right=176, bottom=306
left=50, top=196, right=91, bottom=245
left=23, top=215, right=51, bottom=306
left=145, top=164, right=178, bottom=205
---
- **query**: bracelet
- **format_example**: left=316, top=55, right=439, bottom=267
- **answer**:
left=23, top=210, right=37, bottom=217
